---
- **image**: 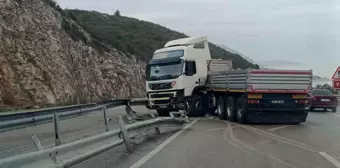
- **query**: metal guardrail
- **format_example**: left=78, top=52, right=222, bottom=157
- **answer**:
left=0, top=116, right=188, bottom=168
left=0, top=98, right=148, bottom=132
left=0, top=103, right=96, bottom=121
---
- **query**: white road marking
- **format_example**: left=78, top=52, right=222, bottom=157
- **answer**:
left=129, top=118, right=198, bottom=168
left=268, top=125, right=291, bottom=132
left=236, top=124, right=320, bottom=153
left=332, top=113, right=340, bottom=118
left=226, top=123, right=297, bottom=168
left=319, top=152, right=340, bottom=168
left=206, top=126, right=239, bottom=132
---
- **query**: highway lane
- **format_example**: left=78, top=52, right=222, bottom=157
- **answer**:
left=0, top=105, right=154, bottom=159
left=71, top=108, right=340, bottom=168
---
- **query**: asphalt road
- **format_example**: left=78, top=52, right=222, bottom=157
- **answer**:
left=2, top=107, right=340, bottom=168
left=71, top=108, right=340, bottom=168
left=0, top=105, right=153, bottom=159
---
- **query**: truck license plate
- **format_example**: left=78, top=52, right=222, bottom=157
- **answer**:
left=271, top=100, right=284, bottom=104
left=159, top=105, right=167, bottom=108
left=321, top=99, right=330, bottom=102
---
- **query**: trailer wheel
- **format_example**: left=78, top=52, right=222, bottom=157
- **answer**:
left=236, top=97, right=248, bottom=124
left=331, top=107, right=337, bottom=112
left=157, top=110, right=170, bottom=117
left=226, top=96, right=236, bottom=122
left=217, top=96, right=226, bottom=120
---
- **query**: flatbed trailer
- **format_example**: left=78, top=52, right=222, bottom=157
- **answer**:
left=196, top=69, right=313, bottom=123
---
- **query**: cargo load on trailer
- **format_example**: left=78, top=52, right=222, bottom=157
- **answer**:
left=145, top=36, right=312, bottom=124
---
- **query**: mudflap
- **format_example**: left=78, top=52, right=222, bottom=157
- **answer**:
left=246, top=111, right=308, bottom=124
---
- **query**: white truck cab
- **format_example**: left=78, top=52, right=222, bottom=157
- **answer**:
left=146, top=36, right=212, bottom=115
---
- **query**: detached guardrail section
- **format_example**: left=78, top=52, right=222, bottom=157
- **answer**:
left=0, top=117, right=188, bottom=168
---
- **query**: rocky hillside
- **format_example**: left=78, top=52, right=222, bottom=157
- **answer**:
left=0, top=0, right=258, bottom=110
left=64, top=9, right=259, bottom=69
left=0, top=0, right=145, bottom=109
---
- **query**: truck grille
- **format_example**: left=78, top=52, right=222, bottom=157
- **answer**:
left=154, top=100, right=171, bottom=104
left=150, top=94, right=174, bottom=98
left=149, top=82, right=172, bottom=90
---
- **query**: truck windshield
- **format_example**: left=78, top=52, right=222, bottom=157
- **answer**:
left=146, top=60, right=184, bottom=81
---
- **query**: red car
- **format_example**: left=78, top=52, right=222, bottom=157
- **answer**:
left=307, top=89, right=338, bottom=112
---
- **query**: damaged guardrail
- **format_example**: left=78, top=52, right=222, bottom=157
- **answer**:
left=0, top=98, right=148, bottom=132
left=0, top=116, right=189, bottom=168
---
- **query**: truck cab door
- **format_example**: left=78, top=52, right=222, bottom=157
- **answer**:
left=183, top=60, right=199, bottom=96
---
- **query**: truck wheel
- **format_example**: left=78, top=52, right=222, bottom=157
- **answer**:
left=308, top=104, right=314, bottom=111
left=188, top=93, right=204, bottom=116
left=157, top=110, right=169, bottom=117
left=332, top=107, right=337, bottom=112
left=236, top=97, right=248, bottom=124
left=217, top=96, right=226, bottom=120
left=226, top=96, right=236, bottom=122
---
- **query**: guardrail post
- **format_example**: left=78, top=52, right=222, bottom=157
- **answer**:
left=103, top=106, right=109, bottom=132
left=53, top=112, right=61, bottom=146
left=32, top=135, right=44, bottom=150
left=148, top=109, right=155, bottom=118
left=155, top=127, right=161, bottom=135
left=118, top=116, right=132, bottom=153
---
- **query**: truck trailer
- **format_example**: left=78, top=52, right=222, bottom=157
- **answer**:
left=145, top=36, right=312, bottom=124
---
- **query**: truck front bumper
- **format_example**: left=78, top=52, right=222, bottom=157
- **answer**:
left=146, top=90, right=186, bottom=110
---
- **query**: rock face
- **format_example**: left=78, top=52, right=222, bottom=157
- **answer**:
left=0, top=0, right=146, bottom=108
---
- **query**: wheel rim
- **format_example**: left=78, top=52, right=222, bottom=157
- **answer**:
left=237, top=105, right=242, bottom=118
left=217, top=101, right=222, bottom=115
left=194, top=98, right=201, bottom=110
left=227, top=104, right=231, bottom=116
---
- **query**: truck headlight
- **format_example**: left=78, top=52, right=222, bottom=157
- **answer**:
left=171, top=81, right=176, bottom=88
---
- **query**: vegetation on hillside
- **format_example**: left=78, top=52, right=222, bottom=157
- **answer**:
left=41, top=0, right=258, bottom=69
left=63, top=9, right=259, bottom=69
left=315, top=84, right=338, bottom=94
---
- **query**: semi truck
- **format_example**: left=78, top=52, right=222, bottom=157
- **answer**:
left=145, top=36, right=312, bottom=123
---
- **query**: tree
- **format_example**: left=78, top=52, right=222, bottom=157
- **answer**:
left=322, top=84, right=332, bottom=89
left=114, top=10, right=121, bottom=17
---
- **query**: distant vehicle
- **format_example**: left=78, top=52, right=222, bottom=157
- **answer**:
left=145, top=36, right=312, bottom=124
left=307, top=89, right=338, bottom=112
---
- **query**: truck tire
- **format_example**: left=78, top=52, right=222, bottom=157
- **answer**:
left=226, top=96, right=236, bottom=122
left=307, top=104, right=314, bottom=111
left=157, top=109, right=169, bottom=117
left=236, top=97, right=248, bottom=124
left=188, top=93, right=205, bottom=117
left=332, top=107, right=337, bottom=112
left=217, top=96, right=226, bottom=120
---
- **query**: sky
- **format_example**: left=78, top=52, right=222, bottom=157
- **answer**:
left=57, top=0, right=340, bottom=78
